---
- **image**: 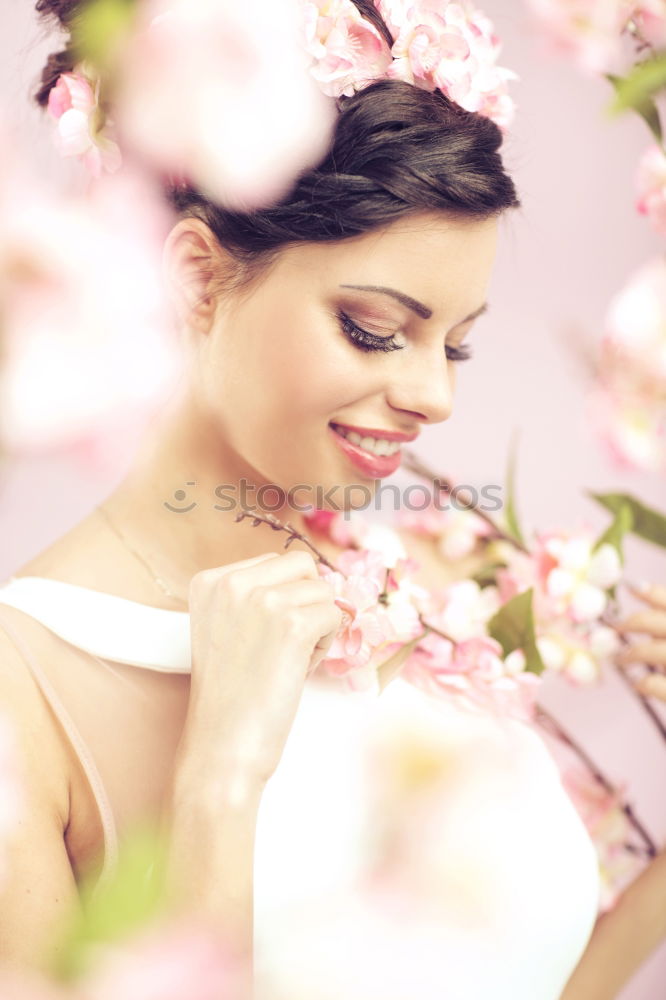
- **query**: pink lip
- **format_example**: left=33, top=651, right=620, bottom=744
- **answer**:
left=329, top=421, right=419, bottom=443
left=328, top=424, right=403, bottom=479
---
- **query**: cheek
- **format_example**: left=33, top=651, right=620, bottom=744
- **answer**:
left=253, top=311, right=367, bottom=420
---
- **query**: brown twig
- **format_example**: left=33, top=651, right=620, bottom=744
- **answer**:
left=401, top=448, right=532, bottom=555
left=536, top=706, right=657, bottom=860
left=234, top=507, right=339, bottom=571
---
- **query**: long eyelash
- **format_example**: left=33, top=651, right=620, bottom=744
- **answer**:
left=446, top=343, right=474, bottom=362
left=338, top=311, right=403, bottom=353
left=338, top=310, right=474, bottom=362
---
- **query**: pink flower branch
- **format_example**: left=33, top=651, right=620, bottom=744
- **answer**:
left=536, top=706, right=657, bottom=860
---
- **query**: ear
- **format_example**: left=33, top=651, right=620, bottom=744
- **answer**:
left=162, top=217, right=228, bottom=335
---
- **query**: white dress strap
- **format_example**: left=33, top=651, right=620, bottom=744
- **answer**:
left=0, top=576, right=191, bottom=673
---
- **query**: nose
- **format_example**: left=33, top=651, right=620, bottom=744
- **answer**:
left=386, top=345, right=455, bottom=425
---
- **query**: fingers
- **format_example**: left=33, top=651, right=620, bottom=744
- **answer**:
left=613, top=610, right=666, bottom=639
left=625, top=581, right=666, bottom=611
left=635, top=672, right=666, bottom=701
left=617, top=639, right=666, bottom=668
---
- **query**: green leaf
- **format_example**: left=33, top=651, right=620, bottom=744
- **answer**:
left=588, top=491, right=666, bottom=549
left=592, top=500, right=633, bottom=563
left=471, top=560, right=509, bottom=589
left=605, top=58, right=666, bottom=144
left=71, top=0, right=138, bottom=70
left=487, top=587, right=546, bottom=675
left=503, top=429, right=526, bottom=547
left=591, top=502, right=633, bottom=601
left=51, top=820, right=171, bottom=982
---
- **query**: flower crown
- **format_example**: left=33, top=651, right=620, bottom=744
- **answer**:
left=47, top=0, right=518, bottom=177
left=305, top=0, right=517, bottom=126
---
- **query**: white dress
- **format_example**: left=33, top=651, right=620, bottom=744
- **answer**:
left=0, top=575, right=601, bottom=1000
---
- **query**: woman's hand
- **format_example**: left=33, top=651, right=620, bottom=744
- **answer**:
left=615, top=581, right=666, bottom=700
left=175, top=549, right=343, bottom=797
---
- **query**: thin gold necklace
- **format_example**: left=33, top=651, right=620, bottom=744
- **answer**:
left=96, top=503, right=189, bottom=606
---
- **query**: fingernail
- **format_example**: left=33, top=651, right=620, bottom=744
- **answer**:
left=627, top=580, right=651, bottom=594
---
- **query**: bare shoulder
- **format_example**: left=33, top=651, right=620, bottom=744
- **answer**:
left=0, top=619, right=82, bottom=972
left=0, top=617, right=71, bottom=832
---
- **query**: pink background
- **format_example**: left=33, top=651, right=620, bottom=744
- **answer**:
left=1, top=4, right=665, bottom=997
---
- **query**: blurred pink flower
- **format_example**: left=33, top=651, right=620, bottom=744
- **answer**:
left=396, top=494, right=493, bottom=559
left=77, top=916, right=246, bottom=1000
left=635, top=143, right=666, bottom=237
left=525, top=0, right=639, bottom=75
left=587, top=255, right=666, bottom=472
left=629, top=1, right=666, bottom=48
left=587, top=381, right=666, bottom=472
left=113, top=0, right=336, bottom=210
left=304, top=0, right=392, bottom=97
left=604, top=255, right=666, bottom=381
left=47, top=65, right=122, bottom=178
left=0, top=135, right=182, bottom=477
left=560, top=765, right=645, bottom=912
left=378, top=0, right=519, bottom=129
left=536, top=622, right=621, bottom=684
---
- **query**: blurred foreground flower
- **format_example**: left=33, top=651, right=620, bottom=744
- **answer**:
left=586, top=254, right=666, bottom=473
left=110, top=0, right=335, bottom=209
left=635, top=142, right=666, bottom=236
left=0, top=129, right=182, bottom=477
left=525, top=0, right=666, bottom=75
left=560, top=764, right=646, bottom=912
left=0, top=916, right=246, bottom=1000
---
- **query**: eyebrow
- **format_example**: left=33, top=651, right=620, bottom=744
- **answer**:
left=339, top=284, right=489, bottom=325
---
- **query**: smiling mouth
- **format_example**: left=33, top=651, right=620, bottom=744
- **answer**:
left=329, top=422, right=403, bottom=458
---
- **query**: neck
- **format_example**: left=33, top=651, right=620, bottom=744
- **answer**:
left=102, top=388, right=331, bottom=595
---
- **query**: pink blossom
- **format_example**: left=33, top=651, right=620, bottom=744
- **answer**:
left=303, top=507, right=354, bottom=545
left=304, top=0, right=393, bottom=97
left=561, top=765, right=645, bottom=912
left=424, top=578, right=501, bottom=642
left=533, top=532, right=621, bottom=623
left=396, top=495, right=493, bottom=559
left=635, top=143, right=666, bottom=237
left=402, top=630, right=541, bottom=721
left=47, top=66, right=122, bottom=178
left=379, top=0, right=519, bottom=129
left=586, top=382, right=666, bottom=472
left=316, top=543, right=423, bottom=689
left=630, top=1, right=666, bottom=49
left=113, top=0, right=336, bottom=210
left=525, top=0, right=635, bottom=76
left=536, top=623, right=621, bottom=684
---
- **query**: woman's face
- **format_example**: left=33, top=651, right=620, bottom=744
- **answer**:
left=193, top=211, right=499, bottom=512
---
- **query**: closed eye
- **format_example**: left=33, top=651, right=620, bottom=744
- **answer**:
left=338, top=310, right=474, bottom=362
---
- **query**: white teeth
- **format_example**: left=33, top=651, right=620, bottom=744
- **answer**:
left=334, top=425, right=401, bottom=457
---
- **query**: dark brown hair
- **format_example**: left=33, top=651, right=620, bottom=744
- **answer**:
left=34, top=0, right=521, bottom=287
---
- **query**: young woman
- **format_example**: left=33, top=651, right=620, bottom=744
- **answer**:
left=0, top=1, right=662, bottom=998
